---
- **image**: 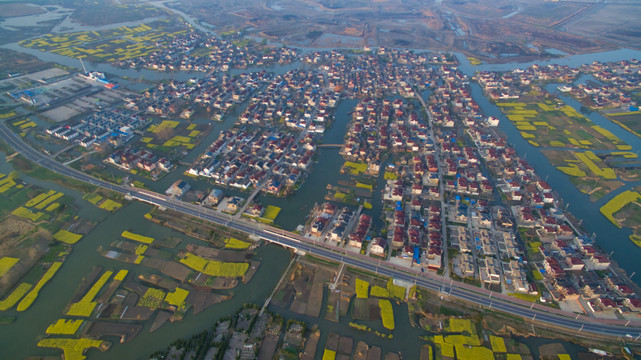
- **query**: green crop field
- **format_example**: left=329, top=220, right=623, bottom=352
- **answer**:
left=455, top=344, right=494, bottom=360
left=84, top=193, right=103, bottom=205
left=11, top=206, right=43, bottom=221
left=600, top=190, right=641, bottom=227
left=25, top=190, right=56, bottom=207
left=379, top=299, right=395, bottom=330
left=370, top=285, right=389, bottom=298
left=164, top=287, right=189, bottom=308
left=38, top=337, right=102, bottom=360
left=343, top=161, right=367, bottom=175
left=148, top=120, right=179, bottom=134
left=113, top=269, right=128, bottom=281
left=67, top=270, right=113, bottom=317
left=121, top=230, right=154, bottom=244
left=17, top=262, right=63, bottom=311
left=433, top=335, right=455, bottom=357
left=0, top=283, right=32, bottom=310
left=179, top=253, right=249, bottom=277
left=99, top=199, right=122, bottom=212
left=322, top=349, right=336, bottom=360
left=138, top=287, right=166, bottom=308
left=53, top=230, right=83, bottom=245
left=34, top=192, right=63, bottom=210
left=224, top=238, right=250, bottom=249
left=574, top=151, right=616, bottom=179
left=490, top=335, right=507, bottom=352
left=262, top=205, right=281, bottom=221
left=46, top=319, right=83, bottom=335
left=355, top=278, right=369, bottom=299
left=387, top=279, right=406, bottom=300
left=0, top=257, right=19, bottom=278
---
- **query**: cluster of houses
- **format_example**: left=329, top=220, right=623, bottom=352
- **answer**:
left=477, top=59, right=641, bottom=113
left=308, top=203, right=342, bottom=238
left=305, top=202, right=388, bottom=257
left=428, top=69, right=482, bottom=127
left=476, top=64, right=580, bottom=99
left=580, top=59, right=641, bottom=91
left=117, top=31, right=299, bottom=72
left=46, top=109, right=148, bottom=148
left=240, top=69, right=339, bottom=134
left=106, top=147, right=173, bottom=173
left=340, top=98, right=429, bottom=171
left=558, top=60, right=641, bottom=109
left=188, top=128, right=313, bottom=195
left=128, top=72, right=270, bottom=120
left=302, top=48, right=437, bottom=99
left=457, top=64, right=641, bottom=313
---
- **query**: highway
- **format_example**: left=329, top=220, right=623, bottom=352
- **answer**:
left=3, top=122, right=641, bottom=340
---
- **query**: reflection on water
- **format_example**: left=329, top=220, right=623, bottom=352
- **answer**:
left=467, top=73, right=641, bottom=282
left=0, top=5, right=72, bottom=31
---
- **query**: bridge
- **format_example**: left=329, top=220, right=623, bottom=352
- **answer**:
left=318, top=144, right=342, bottom=148
left=3, top=121, right=641, bottom=339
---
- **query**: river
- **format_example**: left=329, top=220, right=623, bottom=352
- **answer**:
left=461, top=56, right=641, bottom=281
left=3, top=7, right=641, bottom=357
left=7, top=1, right=641, bottom=275
left=0, top=148, right=293, bottom=359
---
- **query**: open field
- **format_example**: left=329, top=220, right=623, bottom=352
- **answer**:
left=562, top=2, right=641, bottom=49
left=67, top=270, right=113, bottom=317
left=83, top=193, right=123, bottom=212
left=164, top=287, right=189, bottom=308
left=0, top=283, right=32, bottom=311
left=179, top=253, right=249, bottom=277
left=53, top=229, right=83, bottom=245
left=497, top=97, right=625, bottom=150
left=0, top=257, right=19, bottom=278
left=121, top=231, right=154, bottom=244
left=604, top=112, right=641, bottom=138
left=0, top=48, right=52, bottom=79
left=37, top=338, right=103, bottom=360
left=46, top=319, right=83, bottom=335
left=140, top=120, right=210, bottom=154
left=600, top=190, right=641, bottom=228
left=17, top=261, right=63, bottom=311
left=175, top=0, right=613, bottom=61
left=20, top=19, right=188, bottom=63
left=378, top=299, right=395, bottom=330
left=355, top=278, right=369, bottom=299
left=69, top=3, right=163, bottom=26
left=224, top=238, right=250, bottom=250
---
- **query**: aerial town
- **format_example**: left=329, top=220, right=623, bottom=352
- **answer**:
left=3, top=2, right=641, bottom=359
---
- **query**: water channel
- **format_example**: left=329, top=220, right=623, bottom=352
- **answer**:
left=0, top=148, right=293, bottom=359
left=461, top=57, right=641, bottom=281
left=3, top=7, right=641, bottom=357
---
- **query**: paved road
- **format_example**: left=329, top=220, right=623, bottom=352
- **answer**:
left=3, top=122, right=641, bottom=339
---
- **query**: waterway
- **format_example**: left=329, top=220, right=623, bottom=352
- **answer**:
left=465, top=74, right=641, bottom=280
left=0, top=147, right=293, bottom=359
left=6, top=6, right=641, bottom=277
left=451, top=49, right=641, bottom=283
left=3, top=7, right=641, bottom=357
left=455, top=49, right=641, bottom=74
left=0, top=152, right=591, bottom=359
